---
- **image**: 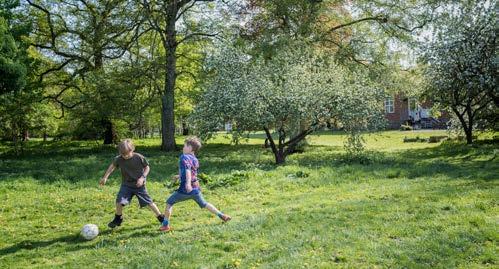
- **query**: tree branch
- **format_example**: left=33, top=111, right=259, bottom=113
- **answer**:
left=326, top=15, right=388, bottom=34
left=263, top=126, right=278, bottom=155
left=177, top=31, right=220, bottom=45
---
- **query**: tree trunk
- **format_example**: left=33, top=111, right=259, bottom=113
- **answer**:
left=161, top=57, right=177, bottom=150
left=263, top=127, right=287, bottom=164
left=160, top=6, right=178, bottom=151
left=182, top=121, right=189, bottom=136
left=464, top=127, right=473, bottom=144
left=275, top=148, right=286, bottom=164
left=275, top=152, right=286, bottom=164
left=465, top=104, right=474, bottom=144
left=102, top=119, right=116, bottom=145
left=264, top=138, right=270, bottom=148
left=452, top=106, right=473, bottom=144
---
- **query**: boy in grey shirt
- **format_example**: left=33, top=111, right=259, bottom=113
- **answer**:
left=99, top=139, right=165, bottom=228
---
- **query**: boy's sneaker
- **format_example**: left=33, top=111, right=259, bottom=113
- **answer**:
left=159, top=225, right=171, bottom=232
left=220, top=214, right=232, bottom=223
left=108, top=215, right=123, bottom=228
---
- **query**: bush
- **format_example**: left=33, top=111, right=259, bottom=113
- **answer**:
left=428, top=136, right=448, bottom=143
left=198, top=173, right=212, bottom=185
left=208, top=170, right=249, bottom=189
left=287, top=170, right=310, bottom=179
left=403, top=136, right=427, bottom=143
left=339, top=150, right=388, bottom=165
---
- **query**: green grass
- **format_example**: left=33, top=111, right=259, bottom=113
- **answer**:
left=0, top=131, right=497, bottom=268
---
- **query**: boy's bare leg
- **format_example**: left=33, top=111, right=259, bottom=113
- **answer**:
left=159, top=204, right=173, bottom=231
left=115, top=203, right=124, bottom=215
left=204, top=203, right=220, bottom=214
left=148, top=202, right=166, bottom=224
left=148, top=202, right=162, bottom=216
left=204, top=203, right=231, bottom=222
left=164, top=204, right=173, bottom=220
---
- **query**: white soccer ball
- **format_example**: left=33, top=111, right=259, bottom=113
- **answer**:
left=80, top=224, right=99, bottom=240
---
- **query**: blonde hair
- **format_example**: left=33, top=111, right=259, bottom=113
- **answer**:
left=185, top=136, right=202, bottom=153
left=118, top=139, right=135, bottom=154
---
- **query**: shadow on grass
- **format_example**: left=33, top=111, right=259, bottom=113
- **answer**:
left=0, top=143, right=275, bottom=184
left=0, top=224, right=163, bottom=257
left=0, top=229, right=110, bottom=257
left=292, top=141, right=498, bottom=182
left=0, top=220, right=230, bottom=258
left=0, top=140, right=497, bottom=186
left=388, top=141, right=498, bottom=181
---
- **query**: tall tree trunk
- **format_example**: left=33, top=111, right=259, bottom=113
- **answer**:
left=452, top=106, right=473, bottom=144
left=263, top=127, right=286, bottom=164
left=275, top=148, right=286, bottom=164
left=93, top=26, right=109, bottom=143
left=465, top=104, right=473, bottom=144
left=102, top=118, right=116, bottom=145
left=182, top=120, right=189, bottom=136
left=464, top=126, right=473, bottom=144
left=161, top=5, right=178, bottom=151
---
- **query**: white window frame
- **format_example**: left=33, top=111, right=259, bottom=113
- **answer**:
left=385, top=97, right=394, bottom=113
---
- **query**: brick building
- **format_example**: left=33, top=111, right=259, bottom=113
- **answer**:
left=384, top=94, right=450, bottom=129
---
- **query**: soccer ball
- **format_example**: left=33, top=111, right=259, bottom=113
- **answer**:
left=80, top=224, right=99, bottom=240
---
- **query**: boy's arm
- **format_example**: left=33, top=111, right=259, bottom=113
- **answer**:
left=99, top=163, right=116, bottom=186
left=185, top=169, right=193, bottom=193
left=136, top=165, right=150, bottom=187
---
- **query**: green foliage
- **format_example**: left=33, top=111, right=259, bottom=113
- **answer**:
left=68, top=67, right=154, bottom=141
left=208, top=170, right=250, bottom=189
left=193, top=44, right=386, bottom=163
left=0, top=0, right=28, bottom=94
left=0, top=17, right=26, bottom=94
left=287, top=170, right=310, bottom=179
left=0, top=1, right=58, bottom=146
left=422, top=1, right=497, bottom=142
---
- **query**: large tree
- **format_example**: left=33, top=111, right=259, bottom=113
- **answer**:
left=27, top=0, right=145, bottom=144
left=237, top=0, right=441, bottom=63
left=0, top=0, right=60, bottom=149
left=140, top=0, right=220, bottom=151
left=422, top=1, right=497, bottom=144
left=193, top=45, right=385, bottom=164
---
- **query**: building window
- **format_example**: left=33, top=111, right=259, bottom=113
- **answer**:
left=385, top=97, right=394, bottom=113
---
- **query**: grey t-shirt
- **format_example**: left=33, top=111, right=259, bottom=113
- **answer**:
left=112, top=153, right=149, bottom=187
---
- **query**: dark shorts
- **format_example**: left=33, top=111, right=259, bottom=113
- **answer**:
left=166, top=191, right=208, bottom=208
left=116, top=185, right=153, bottom=208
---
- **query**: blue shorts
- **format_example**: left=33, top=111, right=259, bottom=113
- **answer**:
left=166, top=191, right=208, bottom=208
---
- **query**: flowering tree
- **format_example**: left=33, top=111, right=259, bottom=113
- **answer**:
left=422, top=2, right=497, bottom=144
left=193, top=46, right=385, bottom=164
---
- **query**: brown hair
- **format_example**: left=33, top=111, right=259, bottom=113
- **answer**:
left=118, top=139, right=135, bottom=154
left=185, top=136, right=202, bottom=153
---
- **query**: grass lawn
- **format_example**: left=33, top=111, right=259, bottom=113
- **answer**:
left=0, top=130, right=497, bottom=268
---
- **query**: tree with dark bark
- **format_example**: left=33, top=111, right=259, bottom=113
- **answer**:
left=140, top=0, right=217, bottom=151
